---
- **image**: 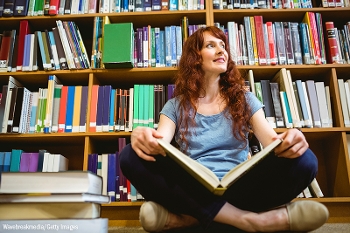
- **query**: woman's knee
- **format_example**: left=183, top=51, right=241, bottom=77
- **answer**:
left=119, top=143, right=135, bottom=171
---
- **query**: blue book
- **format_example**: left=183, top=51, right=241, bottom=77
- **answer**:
left=107, top=153, right=117, bottom=202
left=88, top=153, right=98, bottom=174
left=115, top=151, right=120, bottom=201
left=0, top=152, right=4, bottom=172
left=48, top=31, right=60, bottom=70
left=10, top=149, right=23, bottom=172
left=109, top=88, right=116, bottom=132
left=36, top=31, right=50, bottom=70
left=122, top=0, right=128, bottom=11
left=151, top=0, right=161, bottom=10
left=144, top=0, right=151, bottom=11
left=155, top=27, right=161, bottom=67
left=65, top=86, right=75, bottom=133
left=165, top=26, right=171, bottom=67
left=299, top=23, right=311, bottom=65
left=22, top=34, right=30, bottom=71
left=170, top=26, right=177, bottom=67
left=159, top=30, right=165, bottom=67
left=3, top=152, right=11, bottom=172
left=37, top=149, right=47, bottom=172
left=96, top=85, right=104, bottom=132
left=102, top=85, right=112, bottom=132
left=169, top=0, right=178, bottom=10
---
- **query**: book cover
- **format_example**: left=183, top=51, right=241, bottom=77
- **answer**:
left=315, top=82, right=331, bottom=128
left=89, top=85, right=99, bottom=132
left=269, top=82, right=285, bottom=128
left=58, top=85, right=68, bottom=133
left=157, top=138, right=282, bottom=195
left=254, top=16, right=267, bottom=65
left=107, top=153, right=117, bottom=202
left=96, top=85, right=104, bottom=132
left=295, top=80, right=312, bottom=128
left=325, top=21, right=341, bottom=64
left=9, top=149, right=23, bottom=172
left=305, top=80, right=322, bottom=128
left=103, top=23, right=134, bottom=68
left=52, top=26, right=69, bottom=70
left=0, top=202, right=101, bottom=219
left=0, top=171, right=102, bottom=194
left=64, top=86, right=75, bottom=132
left=72, top=85, right=82, bottom=133
left=51, top=84, right=62, bottom=133
left=79, top=86, right=88, bottom=132
left=102, top=85, right=112, bottom=132
left=109, top=88, right=116, bottom=132
left=0, top=30, right=12, bottom=72
left=283, top=22, right=295, bottom=65
left=260, top=80, right=276, bottom=128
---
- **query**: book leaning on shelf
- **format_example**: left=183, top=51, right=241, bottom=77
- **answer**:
left=157, top=138, right=283, bottom=196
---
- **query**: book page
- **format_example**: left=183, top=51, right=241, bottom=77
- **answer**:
left=220, top=139, right=282, bottom=188
left=157, top=139, right=220, bottom=191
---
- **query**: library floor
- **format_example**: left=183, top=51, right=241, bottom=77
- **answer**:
left=109, top=223, right=350, bottom=232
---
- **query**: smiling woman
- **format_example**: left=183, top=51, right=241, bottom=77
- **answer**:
left=119, top=26, right=329, bottom=233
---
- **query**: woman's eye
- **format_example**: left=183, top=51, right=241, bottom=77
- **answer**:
left=207, top=44, right=213, bottom=48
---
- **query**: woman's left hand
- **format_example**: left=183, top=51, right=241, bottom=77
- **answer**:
left=273, top=128, right=309, bottom=159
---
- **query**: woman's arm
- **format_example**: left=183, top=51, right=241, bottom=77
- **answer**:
left=130, top=114, right=176, bottom=162
left=250, top=108, right=308, bottom=158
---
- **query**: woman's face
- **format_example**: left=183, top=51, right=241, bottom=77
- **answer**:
left=200, top=32, right=228, bottom=76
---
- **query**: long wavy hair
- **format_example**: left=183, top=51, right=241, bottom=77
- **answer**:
left=173, top=26, right=251, bottom=150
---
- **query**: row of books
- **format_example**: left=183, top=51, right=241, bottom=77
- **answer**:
left=0, top=0, right=205, bottom=17
left=0, top=171, right=109, bottom=232
left=213, top=0, right=314, bottom=9
left=87, top=137, right=144, bottom=202
left=216, top=12, right=330, bottom=66
left=247, top=68, right=333, bottom=128
left=0, top=20, right=89, bottom=73
left=0, top=149, right=68, bottom=173
left=0, top=75, right=175, bottom=134
left=297, top=178, right=324, bottom=198
left=96, top=18, right=207, bottom=69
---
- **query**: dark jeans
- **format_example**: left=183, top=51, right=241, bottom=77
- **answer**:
left=119, top=144, right=318, bottom=228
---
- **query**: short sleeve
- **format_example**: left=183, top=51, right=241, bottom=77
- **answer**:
left=246, top=91, right=264, bottom=118
left=159, top=98, right=178, bottom=124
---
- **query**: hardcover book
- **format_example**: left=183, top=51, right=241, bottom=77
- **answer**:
left=103, top=23, right=134, bottom=68
left=0, top=171, right=102, bottom=194
left=157, top=138, right=282, bottom=196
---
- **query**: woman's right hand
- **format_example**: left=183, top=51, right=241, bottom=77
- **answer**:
left=130, top=126, right=166, bottom=162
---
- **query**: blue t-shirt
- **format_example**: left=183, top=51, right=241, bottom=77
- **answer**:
left=160, top=92, right=263, bottom=180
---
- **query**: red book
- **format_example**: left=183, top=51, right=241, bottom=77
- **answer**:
left=49, top=0, right=59, bottom=15
left=0, top=30, right=12, bottom=72
left=16, top=20, right=31, bottom=71
left=253, top=16, right=267, bottom=66
left=58, top=85, right=68, bottom=133
left=266, top=22, right=277, bottom=65
left=325, top=22, right=340, bottom=64
left=89, top=85, right=99, bottom=132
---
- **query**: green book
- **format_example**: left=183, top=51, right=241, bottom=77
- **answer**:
left=10, top=149, right=23, bottom=172
left=102, top=23, right=134, bottom=68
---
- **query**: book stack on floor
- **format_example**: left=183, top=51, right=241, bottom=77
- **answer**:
left=0, top=171, right=109, bottom=233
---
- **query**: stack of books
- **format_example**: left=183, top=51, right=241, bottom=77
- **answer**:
left=0, top=171, right=109, bottom=233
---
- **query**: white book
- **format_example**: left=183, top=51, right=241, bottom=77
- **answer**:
left=338, top=79, right=350, bottom=127
left=302, top=81, right=314, bottom=128
left=0, top=171, right=102, bottom=194
left=248, top=70, right=255, bottom=96
left=309, top=178, right=324, bottom=198
left=52, top=154, right=69, bottom=172
left=325, top=85, right=333, bottom=127
left=101, top=154, right=109, bottom=196
left=315, top=82, right=330, bottom=127
left=0, top=218, right=108, bottom=233
left=227, top=21, right=238, bottom=64
left=56, top=20, right=76, bottom=69
left=127, top=87, right=134, bottom=132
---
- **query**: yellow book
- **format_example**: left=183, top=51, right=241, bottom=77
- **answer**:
left=72, top=85, right=82, bottom=132
left=157, top=138, right=282, bottom=196
left=250, top=16, right=259, bottom=65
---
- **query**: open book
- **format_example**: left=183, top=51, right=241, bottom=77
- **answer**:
left=157, top=138, right=283, bottom=196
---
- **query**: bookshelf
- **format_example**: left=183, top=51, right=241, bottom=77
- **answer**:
left=0, top=0, right=350, bottom=227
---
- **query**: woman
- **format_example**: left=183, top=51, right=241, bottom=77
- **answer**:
left=120, top=26, right=329, bottom=232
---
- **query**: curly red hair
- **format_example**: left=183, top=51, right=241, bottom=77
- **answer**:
left=173, top=26, right=251, bottom=150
